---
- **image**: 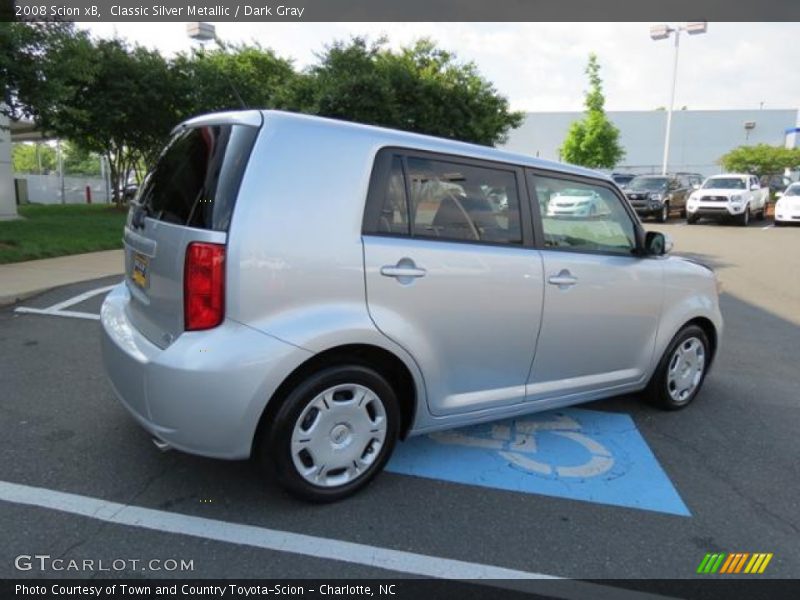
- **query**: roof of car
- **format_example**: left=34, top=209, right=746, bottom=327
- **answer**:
left=708, top=173, right=752, bottom=178
left=263, top=110, right=612, bottom=181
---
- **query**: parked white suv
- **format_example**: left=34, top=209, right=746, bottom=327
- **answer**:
left=686, top=174, right=768, bottom=225
left=101, top=111, right=723, bottom=502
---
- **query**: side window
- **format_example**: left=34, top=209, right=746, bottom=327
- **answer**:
left=533, top=175, right=637, bottom=255
left=405, top=157, right=522, bottom=244
left=376, top=157, right=410, bottom=235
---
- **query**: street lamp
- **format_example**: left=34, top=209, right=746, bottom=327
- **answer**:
left=187, top=22, right=216, bottom=43
left=186, top=22, right=247, bottom=109
left=650, top=22, right=708, bottom=175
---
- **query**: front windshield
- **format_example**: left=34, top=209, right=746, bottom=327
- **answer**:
left=785, top=185, right=800, bottom=197
left=629, top=177, right=667, bottom=191
left=703, top=177, right=746, bottom=190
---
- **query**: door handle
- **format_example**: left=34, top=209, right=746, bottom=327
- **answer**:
left=380, top=266, right=427, bottom=278
left=548, top=269, right=577, bottom=288
left=380, top=258, right=427, bottom=283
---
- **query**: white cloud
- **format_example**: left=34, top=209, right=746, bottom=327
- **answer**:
left=79, top=22, right=800, bottom=112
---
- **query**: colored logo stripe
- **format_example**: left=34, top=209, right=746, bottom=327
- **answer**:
left=698, top=553, right=773, bottom=574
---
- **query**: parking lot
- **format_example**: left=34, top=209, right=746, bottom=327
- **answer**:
left=1, top=219, right=798, bottom=585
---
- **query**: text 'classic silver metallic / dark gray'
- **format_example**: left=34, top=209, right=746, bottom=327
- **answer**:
left=101, top=110, right=723, bottom=501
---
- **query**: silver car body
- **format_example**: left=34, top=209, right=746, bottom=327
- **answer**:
left=101, top=110, right=723, bottom=460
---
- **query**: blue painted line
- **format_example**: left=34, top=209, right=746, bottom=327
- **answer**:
left=387, top=407, right=690, bottom=516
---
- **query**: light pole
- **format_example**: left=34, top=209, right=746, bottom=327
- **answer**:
left=650, top=22, right=707, bottom=175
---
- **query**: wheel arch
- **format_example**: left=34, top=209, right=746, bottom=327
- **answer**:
left=682, top=316, right=719, bottom=368
left=252, top=343, right=419, bottom=457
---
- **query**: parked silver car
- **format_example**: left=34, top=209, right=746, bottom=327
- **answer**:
left=101, top=111, right=723, bottom=502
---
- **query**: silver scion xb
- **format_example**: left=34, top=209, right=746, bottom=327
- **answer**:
left=101, top=110, right=723, bottom=502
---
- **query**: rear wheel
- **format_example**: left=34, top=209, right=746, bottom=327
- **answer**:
left=646, top=325, right=710, bottom=410
left=758, top=204, right=767, bottom=221
left=264, top=365, right=400, bottom=502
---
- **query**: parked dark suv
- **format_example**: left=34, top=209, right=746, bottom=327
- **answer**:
left=625, top=174, right=692, bottom=222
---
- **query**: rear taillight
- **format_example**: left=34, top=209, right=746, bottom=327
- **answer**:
left=184, top=242, right=225, bottom=331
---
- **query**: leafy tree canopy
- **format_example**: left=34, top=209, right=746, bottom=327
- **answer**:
left=719, top=144, right=800, bottom=178
left=560, top=53, right=625, bottom=169
left=289, top=37, right=523, bottom=146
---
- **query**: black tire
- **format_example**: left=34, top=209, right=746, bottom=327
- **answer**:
left=263, top=364, right=400, bottom=502
left=758, top=205, right=766, bottom=221
left=646, top=324, right=711, bottom=411
left=737, top=206, right=750, bottom=227
left=687, top=214, right=699, bottom=225
left=657, top=202, right=669, bottom=223
left=680, top=206, right=687, bottom=218
left=774, top=220, right=783, bottom=227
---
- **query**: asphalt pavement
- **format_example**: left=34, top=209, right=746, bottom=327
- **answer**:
left=0, top=221, right=798, bottom=585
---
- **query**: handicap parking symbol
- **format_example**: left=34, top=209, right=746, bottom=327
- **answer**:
left=386, top=407, right=690, bottom=516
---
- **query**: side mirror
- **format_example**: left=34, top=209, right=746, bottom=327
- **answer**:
left=751, top=184, right=760, bottom=191
left=645, top=231, right=673, bottom=256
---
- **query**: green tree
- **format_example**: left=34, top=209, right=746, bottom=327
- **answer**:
left=719, top=144, right=800, bottom=178
left=62, top=141, right=102, bottom=177
left=560, top=54, right=625, bottom=168
left=172, top=42, right=297, bottom=117
left=289, top=37, right=523, bottom=146
left=12, top=143, right=57, bottom=174
left=1, top=23, right=95, bottom=125
left=3, top=24, right=180, bottom=203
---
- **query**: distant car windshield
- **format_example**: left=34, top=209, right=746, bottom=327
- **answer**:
left=612, top=174, right=635, bottom=184
left=785, top=185, right=800, bottom=197
left=629, top=177, right=667, bottom=191
left=704, top=177, right=746, bottom=190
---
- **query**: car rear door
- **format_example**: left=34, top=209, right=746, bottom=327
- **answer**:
left=124, top=113, right=261, bottom=347
left=525, top=171, right=663, bottom=400
left=362, top=150, right=544, bottom=416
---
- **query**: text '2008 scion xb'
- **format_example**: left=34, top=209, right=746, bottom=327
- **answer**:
left=101, top=110, right=723, bottom=502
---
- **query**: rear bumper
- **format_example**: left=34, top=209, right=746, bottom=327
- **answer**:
left=100, top=283, right=311, bottom=459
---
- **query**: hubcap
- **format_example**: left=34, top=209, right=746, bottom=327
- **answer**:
left=666, top=337, right=706, bottom=403
left=291, top=384, right=387, bottom=488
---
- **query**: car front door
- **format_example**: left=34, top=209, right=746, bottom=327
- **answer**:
left=362, top=151, right=544, bottom=416
left=525, top=171, right=664, bottom=400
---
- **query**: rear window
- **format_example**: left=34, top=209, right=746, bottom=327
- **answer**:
left=137, top=124, right=258, bottom=232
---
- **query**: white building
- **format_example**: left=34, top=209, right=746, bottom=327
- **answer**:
left=503, top=108, right=800, bottom=176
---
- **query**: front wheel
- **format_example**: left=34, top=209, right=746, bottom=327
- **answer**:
left=264, top=365, right=400, bottom=502
left=646, top=325, right=711, bottom=410
left=687, top=214, right=699, bottom=225
left=657, top=203, right=669, bottom=223
left=736, top=206, right=750, bottom=226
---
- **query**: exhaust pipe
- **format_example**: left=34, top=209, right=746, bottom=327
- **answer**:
left=152, top=437, right=172, bottom=452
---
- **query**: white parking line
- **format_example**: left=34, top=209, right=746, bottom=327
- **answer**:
left=0, top=480, right=675, bottom=600
left=14, top=284, right=115, bottom=321
left=13, top=307, right=100, bottom=321
left=761, top=225, right=774, bottom=230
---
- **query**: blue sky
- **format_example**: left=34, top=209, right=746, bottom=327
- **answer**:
left=82, top=22, right=800, bottom=113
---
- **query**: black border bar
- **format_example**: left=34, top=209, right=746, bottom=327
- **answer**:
left=5, top=0, right=800, bottom=22
left=4, top=579, right=800, bottom=600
